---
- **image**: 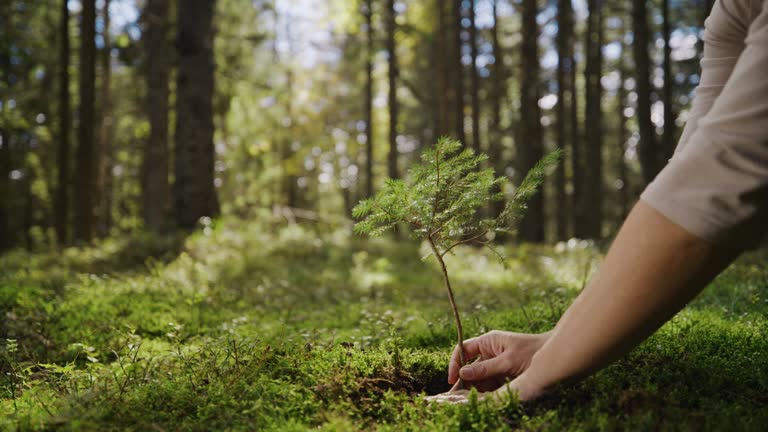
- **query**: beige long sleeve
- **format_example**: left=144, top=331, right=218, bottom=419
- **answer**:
left=641, top=0, right=768, bottom=248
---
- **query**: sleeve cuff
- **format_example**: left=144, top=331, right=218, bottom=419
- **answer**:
left=640, top=141, right=768, bottom=250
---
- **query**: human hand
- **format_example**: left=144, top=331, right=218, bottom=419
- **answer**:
left=449, top=330, right=550, bottom=393
left=425, top=330, right=550, bottom=404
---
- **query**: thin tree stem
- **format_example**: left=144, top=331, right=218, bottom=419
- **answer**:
left=441, top=229, right=488, bottom=257
left=428, top=235, right=467, bottom=390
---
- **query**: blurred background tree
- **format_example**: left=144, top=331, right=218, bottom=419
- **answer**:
left=0, top=0, right=712, bottom=250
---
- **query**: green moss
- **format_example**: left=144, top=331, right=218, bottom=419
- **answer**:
left=1, top=220, right=767, bottom=430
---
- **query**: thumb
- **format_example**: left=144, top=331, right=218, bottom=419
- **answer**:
left=459, top=356, right=507, bottom=381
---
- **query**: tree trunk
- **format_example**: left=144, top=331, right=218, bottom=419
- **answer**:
left=0, top=143, right=7, bottom=251
left=617, top=36, right=629, bottom=220
left=488, top=0, right=506, bottom=218
left=74, top=0, right=97, bottom=242
left=518, top=0, right=544, bottom=243
left=23, top=161, right=33, bottom=250
left=0, top=126, right=8, bottom=251
left=0, top=5, right=14, bottom=252
left=583, top=0, right=604, bottom=239
left=95, top=0, right=112, bottom=237
left=283, top=67, right=298, bottom=208
left=274, top=12, right=299, bottom=209
left=469, top=0, right=481, bottom=154
left=435, top=0, right=450, bottom=138
left=453, top=1, right=466, bottom=145
left=143, top=0, right=171, bottom=232
left=632, top=0, right=657, bottom=185
left=364, top=0, right=374, bottom=197
left=662, top=0, right=676, bottom=162
left=568, top=0, right=583, bottom=239
left=0, top=11, right=7, bottom=252
left=32, top=39, right=56, bottom=249
left=174, top=0, right=220, bottom=229
left=55, top=0, right=71, bottom=246
left=386, top=0, right=398, bottom=179
left=435, top=0, right=464, bottom=143
left=555, top=0, right=572, bottom=241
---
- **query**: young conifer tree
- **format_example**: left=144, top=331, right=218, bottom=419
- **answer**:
left=353, top=137, right=560, bottom=389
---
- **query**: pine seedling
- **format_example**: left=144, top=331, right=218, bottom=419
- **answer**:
left=353, top=137, right=561, bottom=389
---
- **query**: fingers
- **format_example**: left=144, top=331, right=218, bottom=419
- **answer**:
left=448, top=337, right=482, bottom=384
left=459, top=355, right=508, bottom=382
left=425, top=389, right=500, bottom=405
left=424, top=389, right=471, bottom=404
left=425, top=383, right=533, bottom=406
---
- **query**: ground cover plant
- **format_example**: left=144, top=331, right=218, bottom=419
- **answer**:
left=353, top=137, right=559, bottom=388
left=1, top=217, right=768, bottom=431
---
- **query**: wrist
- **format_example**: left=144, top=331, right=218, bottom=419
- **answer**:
left=508, top=372, right=545, bottom=401
left=535, top=330, right=554, bottom=348
left=512, top=343, right=556, bottom=400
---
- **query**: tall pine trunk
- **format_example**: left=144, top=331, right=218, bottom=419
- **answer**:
left=143, top=0, right=171, bottom=232
left=568, top=0, right=582, bottom=239
left=662, top=0, right=676, bottom=162
left=583, top=0, right=603, bottom=239
left=56, top=0, right=71, bottom=245
left=435, top=0, right=449, bottom=137
left=386, top=0, right=398, bottom=179
left=555, top=0, right=573, bottom=240
left=283, top=67, right=298, bottom=208
left=95, top=0, right=112, bottom=237
left=518, top=0, right=544, bottom=242
left=0, top=48, right=8, bottom=251
left=488, top=0, right=506, bottom=218
left=452, top=1, right=465, bottom=145
left=363, top=0, right=374, bottom=197
left=468, top=0, right=481, bottom=153
left=74, top=0, right=97, bottom=242
left=632, top=0, right=657, bottom=185
left=617, top=35, right=629, bottom=220
left=435, top=1, right=463, bottom=143
left=23, top=162, right=33, bottom=250
left=36, top=44, right=56, bottom=247
left=275, top=12, right=298, bottom=209
left=174, top=0, right=220, bottom=229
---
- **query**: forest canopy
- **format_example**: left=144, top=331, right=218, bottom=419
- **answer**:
left=0, top=0, right=709, bottom=247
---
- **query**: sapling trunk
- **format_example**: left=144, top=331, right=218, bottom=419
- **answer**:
left=428, top=236, right=467, bottom=390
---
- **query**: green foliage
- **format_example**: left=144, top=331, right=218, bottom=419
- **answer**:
left=354, top=137, right=561, bottom=257
left=353, top=137, right=561, bottom=379
left=499, top=149, right=564, bottom=227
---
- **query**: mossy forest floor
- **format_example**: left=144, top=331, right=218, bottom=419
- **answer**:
left=2, top=217, right=767, bottom=431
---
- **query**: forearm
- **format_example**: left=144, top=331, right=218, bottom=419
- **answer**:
left=511, top=200, right=741, bottom=399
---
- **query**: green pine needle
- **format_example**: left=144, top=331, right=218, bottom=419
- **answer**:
left=353, top=137, right=561, bottom=257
